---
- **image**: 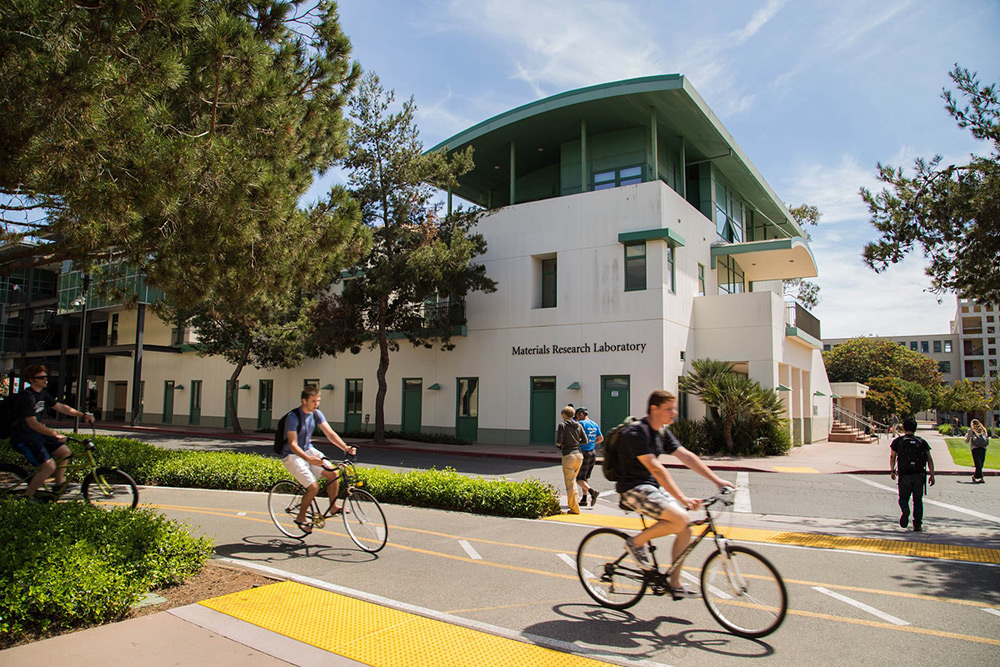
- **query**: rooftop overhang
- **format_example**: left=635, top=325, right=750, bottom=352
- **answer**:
left=710, top=238, right=818, bottom=282
left=428, top=74, right=803, bottom=238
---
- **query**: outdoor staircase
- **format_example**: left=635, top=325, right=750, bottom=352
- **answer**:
left=828, top=419, right=878, bottom=444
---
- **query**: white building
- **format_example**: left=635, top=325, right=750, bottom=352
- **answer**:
left=5, top=75, right=835, bottom=445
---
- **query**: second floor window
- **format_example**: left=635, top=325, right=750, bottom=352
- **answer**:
left=933, top=340, right=942, bottom=353
left=717, top=255, right=745, bottom=295
left=715, top=182, right=744, bottom=243
left=625, top=242, right=646, bottom=291
left=542, top=258, right=557, bottom=308
left=594, top=165, right=643, bottom=190
left=666, top=246, right=675, bottom=294
left=697, top=263, right=706, bottom=296
left=944, top=340, right=953, bottom=353
left=939, top=361, right=951, bottom=373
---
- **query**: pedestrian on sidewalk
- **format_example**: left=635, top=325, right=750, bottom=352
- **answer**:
left=889, top=418, right=935, bottom=532
left=965, top=419, right=989, bottom=484
left=574, top=407, right=603, bottom=507
left=556, top=405, right=587, bottom=514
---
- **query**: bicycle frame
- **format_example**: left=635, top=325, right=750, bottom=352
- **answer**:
left=34, top=439, right=100, bottom=495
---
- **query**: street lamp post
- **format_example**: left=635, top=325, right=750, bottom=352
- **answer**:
left=74, top=274, right=91, bottom=433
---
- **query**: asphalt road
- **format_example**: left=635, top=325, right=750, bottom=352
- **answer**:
left=134, top=468, right=1000, bottom=666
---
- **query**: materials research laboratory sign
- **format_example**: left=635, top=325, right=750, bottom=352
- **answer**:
left=511, top=342, right=647, bottom=356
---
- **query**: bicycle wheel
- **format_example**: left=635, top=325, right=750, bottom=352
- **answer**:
left=342, top=488, right=388, bottom=553
left=0, top=463, right=30, bottom=493
left=701, top=545, right=787, bottom=638
left=576, top=528, right=648, bottom=610
left=268, top=479, right=311, bottom=538
left=82, top=468, right=139, bottom=509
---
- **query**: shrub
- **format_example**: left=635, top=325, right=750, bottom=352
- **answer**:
left=668, top=418, right=708, bottom=455
left=341, top=429, right=472, bottom=446
left=0, top=498, right=211, bottom=645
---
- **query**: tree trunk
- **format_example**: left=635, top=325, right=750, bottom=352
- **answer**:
left=374, top=297, right=389, bottom=444
left=723, top=414, right=735, bottom=455
left=227, top=342, right=250, bottom=435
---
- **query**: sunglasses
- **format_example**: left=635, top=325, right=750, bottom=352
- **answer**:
left=33, top=375, right=48, bottom=379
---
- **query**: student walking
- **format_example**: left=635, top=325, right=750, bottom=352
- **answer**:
left=966, top=419, right=989, bottom=484
left=556, top=405, right=587, bottom=514
left=889, top=418, right=935, bottom=532
left=574, top=407, right=603, bottom=507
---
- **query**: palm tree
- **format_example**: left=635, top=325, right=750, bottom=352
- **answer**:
left=678, top=359, right=734, bottom=421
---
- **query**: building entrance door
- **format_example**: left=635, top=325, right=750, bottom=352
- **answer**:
left=600, top=375, right=630, bottom=434
left=111, top=381, right=127, bottom=421
left=455, top=377, right=479, bottom=441
left=401, top=378, right=422, bottom=435
left=530, top=377, right=556, bottom=444
left=163, top=380, right=174, bottom=424
left=345, top=379, right=363, bottom=432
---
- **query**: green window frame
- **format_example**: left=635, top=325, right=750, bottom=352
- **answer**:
left=666, top=245, right=675, bottom=294
left=345, top=379, right=363, bottom=414
left=716, top=255, right=745, bottom=294
left=624, top=242, right=646, bottom=292
left=933, top=340, right=942, bottom=353
left=594, top=165, right=643, bottom=191
left=457, top=377, right=479, bottom=418
left=714, top=181, right=745, bottom=243
left=542, top=258, right=557, bottom=308
left=697, top=263, right=706, bottom=296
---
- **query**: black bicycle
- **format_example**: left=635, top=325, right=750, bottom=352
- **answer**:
left=0, top=426, right=139, bottom=508
left=576, top=488, right=787, bottom=638
left=267, top=456, right=387, bottom=553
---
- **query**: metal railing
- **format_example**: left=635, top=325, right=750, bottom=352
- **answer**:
left=785, top=301, right=821, bottom=341
left=833, top=404, right=887, bottom=441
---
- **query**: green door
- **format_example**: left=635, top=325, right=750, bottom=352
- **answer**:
left=455, top=377, right=479, bottom=441
left=224, top=381, right=238, bottom=428
left=529, top=377, right=556, bottom=444
left=345, top=379, right=362, bottom=432
left=163, top=381, right=174, bottom=424
left=189, top=380, right=202, bottom=425
left=401, top=378, right=422, bottom=435
left=258, top=379, right=273, bottom=430
left=600, top=375, right=630, bottom=434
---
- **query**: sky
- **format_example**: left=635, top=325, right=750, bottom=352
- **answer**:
left=318, top=0, right=1000, bottom=339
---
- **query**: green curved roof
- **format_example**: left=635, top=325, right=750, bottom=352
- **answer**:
left=430, top=74, right=803, bottom=238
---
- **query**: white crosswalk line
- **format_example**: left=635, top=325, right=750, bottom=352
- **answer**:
left=684, top=566, right=733, bottom=599
left=735, top=471, right=752, bottom=513
left=847, top=475, right=1000, bottom=523
left=458, top=539, right=482, bottom=560
left=983, top=608, right=1000, bottom=618
left=813, top=586, right=909, bottom=625
left=557, top=552, right=594, bottom=580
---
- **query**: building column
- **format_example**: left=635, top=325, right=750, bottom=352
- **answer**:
left=130, top=303, right=145, bottom=425
left=580, top=118, right=588, bottom=193
left=509, top=141, right=516, bottom=205
left=650, top=107, right=658, bottom=182
left=678, top=136, right=686, bottom=199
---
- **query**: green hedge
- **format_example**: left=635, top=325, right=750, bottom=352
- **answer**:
left=0, top=498, right=212, bottom=645
left=0, top=435, right=561, bottom=519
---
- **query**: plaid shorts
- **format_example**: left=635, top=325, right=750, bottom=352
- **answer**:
left=620, top=484, right=683, bottom=519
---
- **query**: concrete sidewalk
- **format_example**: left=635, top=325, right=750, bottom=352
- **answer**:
left=97, top=420, right=986, bottom=476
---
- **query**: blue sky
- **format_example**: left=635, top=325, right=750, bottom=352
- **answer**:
left=323, top=0, right=999, bottom=338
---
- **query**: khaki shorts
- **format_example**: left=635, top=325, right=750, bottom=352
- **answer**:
left=283, top=450, right=328, bottom=488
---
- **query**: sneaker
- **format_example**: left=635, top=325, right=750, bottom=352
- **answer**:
left=913, top=523, right=922, bottom=532
left=670, top=584, right=701, bottom=600
left=590, top=488, right=600, bottom=506
left=625, top=537, right=654, bottom=571
left=899, top=512, right=909, bottom=528
left=579, top=493, right=588, bottom=507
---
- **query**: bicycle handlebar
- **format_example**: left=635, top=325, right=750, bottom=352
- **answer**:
left=702, top=486, right=735, bottom=509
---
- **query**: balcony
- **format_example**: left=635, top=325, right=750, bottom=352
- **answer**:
left=786, top=301, right=821, bottom=347
left=710, top=238, right=818, bottom=282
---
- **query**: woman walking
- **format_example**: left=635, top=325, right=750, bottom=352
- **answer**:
left=965, top=419, right=989, bottom=484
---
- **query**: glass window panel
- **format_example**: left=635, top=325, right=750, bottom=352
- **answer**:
left=625, top=243, right=646, bottom=259
left=933, top=340, right=942, bottom=353
left=532, top=377, right=555, bottom=391
left=458, top=378, right=479, bottom=418
left=404, top=379, right=422, bottom=390
left=541, top=258, right=557, bottom=308
left=944, top=341, right=953, bottom=353
left=594, top=171, right=615, bottom=184
left=619, top=166, right=642, bottom=179
left=921, top=341, right=929, bottom=353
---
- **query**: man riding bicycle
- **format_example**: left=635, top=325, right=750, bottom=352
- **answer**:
left=279, top=385, right=356, bottom=534
left=618, top=390, right=733, bottom=596
left=12, top=364, right=95, bottom=501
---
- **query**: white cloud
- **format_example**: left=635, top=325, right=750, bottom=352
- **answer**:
left=730, top=0, right=787, bottom=44
left=778, top=156, right=878, bottom=225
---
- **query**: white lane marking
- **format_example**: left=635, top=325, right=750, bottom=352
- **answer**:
left=558, top=552, right=595, bottom=581
left=735, top=471, right=752, bottom=513
left=984, top=608, right=1000, bottom=618
left=813, top=586, right=910, bottom=625
left=684, top=565, right=734, bottom=600
left=458, top=539, right=482, bottom=560
left=236, top=511, right=247, bottom=516
left=847, top=475, right=1000, bottom=524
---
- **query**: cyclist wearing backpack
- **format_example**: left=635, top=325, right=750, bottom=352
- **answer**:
left=11, top=364, right=95, bottom=501
left=889, top=417, right=935, bottom=532
left=619, top=390, right=734, bottom=597
left=279, top=385, right=355, bottom=534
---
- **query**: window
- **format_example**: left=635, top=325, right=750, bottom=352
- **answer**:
left=939, top=361, right=951, bottom=373
left=823, top=344, right=831, bottom=351
left=944, top=340, right=953, bottom=353
left=933, top=340, right=942, bottom=353
left=714, top=182, right=744, bottom=243
left=921, top=341, right=929, bottom=354
left=304, top=378, right=319, bottom=388
left=593, top=165, right=643, bottom=190
left=716, top=255, right=745, bottom=294
left=109, top=313, right=119, bottom=346
left=697, top=263, right=706, bottom=296
left=457, top=377, right=479, bottom=418
left=666, top=246, right=675, bottom=293
left=624, top=242, right=646, bottom=291
left=910, top=341, right=918, bottom=351
left=541, top=258, right=557, bottom=308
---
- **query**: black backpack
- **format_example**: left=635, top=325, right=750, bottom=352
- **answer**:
left=895, top=435, right=927, bottom=475
left=272, top=408, right=301, bottom=455
left=601, top=416, right=639, bottom=482
left=0, top=392, right=22, bottom=439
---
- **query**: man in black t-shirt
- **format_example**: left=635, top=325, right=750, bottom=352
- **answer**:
left=618, top=390, right=733, bottom=597
left=12, top=364, right=94, bottom=499
left=889, top=417, right=935, bottom=532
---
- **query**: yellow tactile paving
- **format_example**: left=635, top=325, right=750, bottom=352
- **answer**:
left=771, top=466, right=820, bottom=473
left=200, top=581, right=615, bottom=666
left=543, top=514, right=1000, bottom=564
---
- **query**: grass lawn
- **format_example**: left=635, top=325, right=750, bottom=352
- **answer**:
left=944, top=438, right=1000, bottom=469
